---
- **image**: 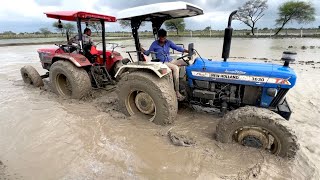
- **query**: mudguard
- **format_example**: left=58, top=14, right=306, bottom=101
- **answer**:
left=115, top=61, right=171, bottom=78
left=52, top=53, right=91, bottom=67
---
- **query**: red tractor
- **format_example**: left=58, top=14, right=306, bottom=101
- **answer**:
left=20, top=11, right=125, bottom=99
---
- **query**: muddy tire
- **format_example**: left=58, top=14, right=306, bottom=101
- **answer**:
left=49, top=61, right=91, bottom=99
left=117, top=71, right=177, bottom=125
left=216, top=106, right=298, bottom=158
left=20, top=65, right=44, bottom=87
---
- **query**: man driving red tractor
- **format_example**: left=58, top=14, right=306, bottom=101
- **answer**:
left=69, top=27, right=96, bottom=47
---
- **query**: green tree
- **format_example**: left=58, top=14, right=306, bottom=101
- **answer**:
left=53, top=22, right=65, bottom=36
left=88, top=21, right=102, bottom=36
left=204, top=26, right=211, bottom=31
left=63, top=23, right=75, bottom=37
left=2, top=31, right=16, bottom=35
left=118, top=20, right=145, bottom=29
left=39, top=28, right=51, bottom=37
left=235, top=0, right=268, bottom=35
left=119, top=20, right=130, bottom=28
left=164, top=18, right=185, bottom=35
left=274, top=1, right=315, bottom=35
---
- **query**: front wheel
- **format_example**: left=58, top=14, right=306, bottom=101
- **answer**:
left=49, top=61, right=91, bottom=99
left=117, top=71, right=177, bottom=125
left=20, top=65, right=44, bottom=87
left=216, top=106, right=298, bottom=158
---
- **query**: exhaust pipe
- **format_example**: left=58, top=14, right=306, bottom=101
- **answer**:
left=222, top=10, right=238, bottom=62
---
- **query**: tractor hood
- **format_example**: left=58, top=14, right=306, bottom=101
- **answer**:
left=186, top=57, right=297, bottom=88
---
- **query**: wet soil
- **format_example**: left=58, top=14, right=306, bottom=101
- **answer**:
left=1, top=39, right=320, bottom=179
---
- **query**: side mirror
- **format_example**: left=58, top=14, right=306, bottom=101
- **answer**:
left=58, top=20, right=63, bottom=29
left=188, top=43, right=194, bottom=58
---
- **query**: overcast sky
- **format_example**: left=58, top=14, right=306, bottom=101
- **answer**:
left=0, top=0, right=319, bottom=33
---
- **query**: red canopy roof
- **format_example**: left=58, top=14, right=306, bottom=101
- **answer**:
left=44, top=11, right=116, bottom=22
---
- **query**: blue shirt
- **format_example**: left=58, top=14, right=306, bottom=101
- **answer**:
left=143, top=40, right=184, bottom=62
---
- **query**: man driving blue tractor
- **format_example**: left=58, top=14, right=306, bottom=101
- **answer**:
left=141, top=29, right=188, bottom=101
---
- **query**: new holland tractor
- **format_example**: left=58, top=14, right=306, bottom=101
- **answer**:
left=116, top=2, right=298, bottom=158
left=20, top=11, right=125, bottom=99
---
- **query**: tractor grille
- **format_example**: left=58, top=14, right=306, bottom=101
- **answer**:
left=270, top=88, right=288, bottom=107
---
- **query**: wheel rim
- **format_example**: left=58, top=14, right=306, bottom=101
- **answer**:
left=234, top=126, right=281, bottom=154
left=23, top=73, right=33, bottom=85
left=134, top=92, right=155, bottom=114
left=126, top=90, right=156, bottom=121
left=56, top=73, right=72, bottom=96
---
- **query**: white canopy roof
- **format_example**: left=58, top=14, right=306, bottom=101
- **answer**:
left=117, top=1, right=203, bottom=21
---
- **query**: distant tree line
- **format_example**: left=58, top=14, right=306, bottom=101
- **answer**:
left=52, top=22, right=75, bottom=37
left=115, top=0, right=316, bottom=37
left=0, top=0, right=317, bottom=37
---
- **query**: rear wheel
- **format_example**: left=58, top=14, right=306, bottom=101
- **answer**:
left=20, top=65, right=44, bottom=87
left=216, top=106, right=298, bottom=158
left=49, top=61, right=91, bottom=99
left=117, top=71, right=177, bottom=125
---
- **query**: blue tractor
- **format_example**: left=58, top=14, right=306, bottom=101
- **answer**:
left=116, top=2, right=298, bottom=158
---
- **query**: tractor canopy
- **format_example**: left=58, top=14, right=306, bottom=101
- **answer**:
left=117, top=1, right=203, bottom=62
left=44, top=11, right=116, bottom=22
left=40, top=11, right=118, bottom=70
left=186, top=58, right=297, bottom=89
left=117, top=1, right=203, bottom=21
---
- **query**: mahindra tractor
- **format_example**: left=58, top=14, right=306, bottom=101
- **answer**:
left=115, top=2, right=298, bottom=158
left=21, top=11, right=125, bottom=99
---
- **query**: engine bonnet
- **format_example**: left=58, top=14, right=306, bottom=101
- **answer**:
left=186, top=58, right=296, bottom=88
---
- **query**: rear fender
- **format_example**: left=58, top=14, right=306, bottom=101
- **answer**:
left=115, top=62, right=171, bottom=78
left=106, top=51, right=123, bottom=71
left=52, top=53, right=91, bottom=67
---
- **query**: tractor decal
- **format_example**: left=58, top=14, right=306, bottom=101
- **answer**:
left=224, top=70, right=246, bottom=74
left=267, top=77, right=292, bottom=85
left=191, top=71, right=291, bottom=85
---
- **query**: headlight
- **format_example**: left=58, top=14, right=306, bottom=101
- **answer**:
left=267, top=88, right=278, bottom=97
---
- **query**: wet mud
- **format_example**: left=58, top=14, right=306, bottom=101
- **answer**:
left=1, top=39, right=320, bottom=179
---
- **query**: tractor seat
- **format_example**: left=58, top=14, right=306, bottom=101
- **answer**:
left=60, top=44, right=78, bottom=53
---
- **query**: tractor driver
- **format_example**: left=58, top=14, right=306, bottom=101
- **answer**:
left=69, top=28, right=96, bottom=47
left=141, top=29, right=188, bottom=101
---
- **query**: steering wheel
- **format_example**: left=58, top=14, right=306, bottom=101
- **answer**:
left=106, top=43, right=119, bottom=54
left=55, top=44, right=78, bottom=53
left=177, top=43, right=194, bottom=65
left=95, top=41, right=102, bottom=46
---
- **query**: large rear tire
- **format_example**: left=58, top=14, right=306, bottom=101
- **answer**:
left=117, top=71, right=178, bottom=125
left=20, top=65, right=44, bottom=87
left=49, top=61, right=91, bottom=99
left=216, top=106, right=298, bottom=158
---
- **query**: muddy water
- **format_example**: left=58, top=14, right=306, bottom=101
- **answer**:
left=0, top=38, right=320, bottom=179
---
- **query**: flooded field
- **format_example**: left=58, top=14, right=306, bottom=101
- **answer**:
left=0, top=38, right=320, bottom=179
